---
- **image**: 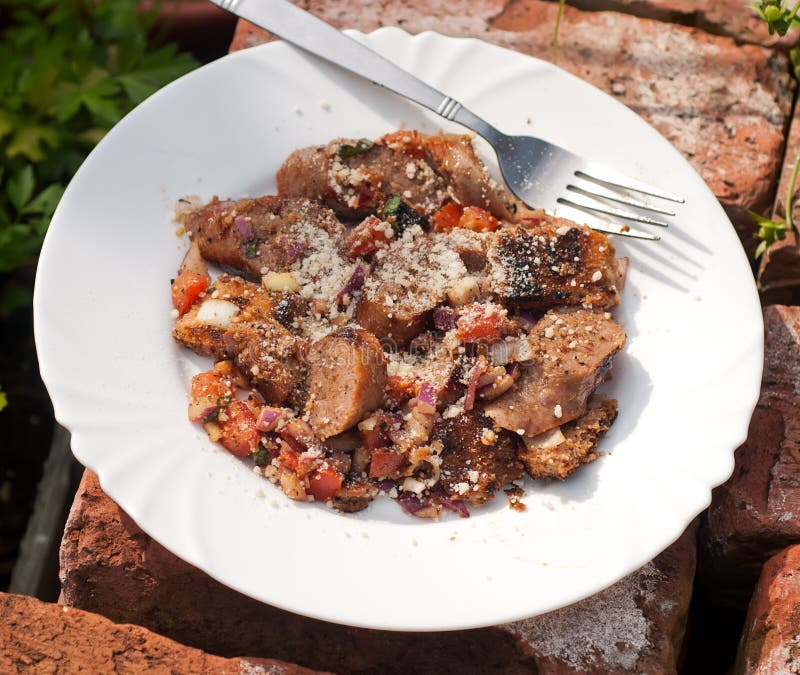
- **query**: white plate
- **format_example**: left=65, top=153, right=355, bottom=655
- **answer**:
left=34, top=29, right=762, bottom=631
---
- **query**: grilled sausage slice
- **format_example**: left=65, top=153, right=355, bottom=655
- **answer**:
left=181, top=195, right=344, bottom=280
left=487, top=220, right=621, bottom=311
left=276, top=132, right=520, bottom=221
left=483, top=308, right=625, bottom=436
left=356, top=231, right=467, bottom=346
left=306, top=327, right=388, bottom=439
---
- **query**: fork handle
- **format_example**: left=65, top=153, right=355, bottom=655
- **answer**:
left=213, top=0, right=503, bottom=144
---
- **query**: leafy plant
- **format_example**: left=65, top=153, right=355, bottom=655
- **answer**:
left=750, top=152, right=799, bottom=258
left=751, top=0, right=800, bottom=35
left=0, top=0, right=198, bottom=314
left=749, top=2, right=800, bottom=258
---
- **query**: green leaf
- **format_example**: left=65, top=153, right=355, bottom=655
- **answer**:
left=0, top=388, right=7, bottom=413
left=0, top=110, right=14, bottom=140
left=6, top=166, right=35, bottom=212
left=755, top=239, right=768, bottom=258
left=5, top=124, right=61, bottom=162
left=22, top=184, right=64, bottom=217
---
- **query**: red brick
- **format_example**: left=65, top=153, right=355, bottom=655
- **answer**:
left=61, top=471, right=697, bottom=673
left=733, top=545, right=800, bottom=673
left=544, top=0, right=799, bottom=47
left=699, top=305, right=800, bottom=607
left=229, top=1, right=793, bottom=256
left=0, top=591, right=324, bottom=674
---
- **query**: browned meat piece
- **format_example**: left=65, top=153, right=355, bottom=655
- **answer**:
left=483, top=308, right=625, bottom=436
left=276, top=131, right=520, bottom=221
left=277, top=138, right=445, bottom=220
left=181, top=195, right=344, bottom=280
left=518, top=396, right=618, bottom=479
left=402, top=333, right=466, bottom=408
left=433, top=411, right=523, bottom=505
left=173, top=275, right=270, bottom=357
left=224, top=320, right=305, bottom=406
left=306, top=327, right=388, bottom=438
left=422, top=133, right=520, bottom=221
left=357, top=231, right=467, bottom=346
left=173, top=275, right=306, bottom=405
left=487, top=220, right=621, bottom=311
left=331, top=478, right=378, bottom=513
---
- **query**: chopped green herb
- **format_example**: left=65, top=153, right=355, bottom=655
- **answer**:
left=216, top=395, right=233, bottom=407
left=383, top=195, right=428, bottom=234
left=339, top=139, right=374, bottom=158
left=252, top=448, right=270, bottom=466
left=203, top=406, right=220, bottom=423
left=244, top=239, right=259, bottom=259
left=0, top=387, right=7, bottom=412
left=384, top=195, right=402, bottom=219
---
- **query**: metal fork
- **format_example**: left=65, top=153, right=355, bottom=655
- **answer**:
left=211, top=0, right=684, bottom=241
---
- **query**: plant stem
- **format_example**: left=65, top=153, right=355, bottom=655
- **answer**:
left=552, top=0, right=567, bottom=63
left=792, top=0, right=800, bottom=24
left=786, top=148, right=800, bottom=232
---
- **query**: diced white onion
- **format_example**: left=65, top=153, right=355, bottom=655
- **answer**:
left=195, top=299, right=240, bottom=327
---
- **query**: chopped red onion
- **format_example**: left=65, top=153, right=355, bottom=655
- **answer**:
left=397, top=490, right=432, bottom=515
left=189, top=403, right=219, bottom=423
left=283, top=238, right=308, bottom=263
left=433, top=306, right=459, bottom=331
left=179, top=241, right=209, bottom=278
left=464, top=357, right=488, bottom=411
left=256, top=407, right=285, bottom=432
left=278, top=419, right=315, bottom=453
left=616, top=257, right=629, bottom=291
left=371, top=478, right=396, bottom=492
left=337, top=265, right=365, bottom=303
left=418, top=381, right=437, bottom=407
left=431, top=485, right=470, bottom=518
left=235, top=216, right=252, bottom=240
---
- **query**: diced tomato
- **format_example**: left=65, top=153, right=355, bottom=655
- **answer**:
left=307, top=467, right=343, bottom=502
left=218, top=400, right=259, bottom=457
left=378, top=130, right=425, bottom=158
left=171, top=269, right=208, bottom=316
left=455, top=303, right=507, bottom=344
left=277, top=441, right=299, bottom=472
left=359, top=410, right=396, bottom=450
left=369, top=450, right=406, bottom=478
left=384, top=375, right=417, bottom=409
left=458, top=206, right=499, bottom=232
left=431, top=203, right=463, bottom=232
left=344, top=215, right=394, bottom=259
left=189, top=370, right=232, bottom=421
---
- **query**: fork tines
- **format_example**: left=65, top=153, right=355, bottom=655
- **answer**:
left=560, top=168, right=684, bottom=240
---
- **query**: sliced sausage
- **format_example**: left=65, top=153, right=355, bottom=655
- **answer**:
left=181, top=195, right=344, bottom=280
left=483, top=308, right=625, bottom=436
left=487, top=222, right=621, bottom=311
left=306, top=327, right=388, bottom=438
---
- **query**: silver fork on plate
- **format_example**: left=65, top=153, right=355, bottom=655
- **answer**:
left=212, top=0, right=684, bottom=241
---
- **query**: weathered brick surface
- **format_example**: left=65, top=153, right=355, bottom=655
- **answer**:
left=545, top=0, right=798, bottom=46
left=733, top=545, right=800, bottom=674
left=699, top=305, right=800, bottom=607
left=230, top=0, right=793, bottom=256
left=0, top=591, right=324, bottom=674
left=61, top=471, right=697, bottom=674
